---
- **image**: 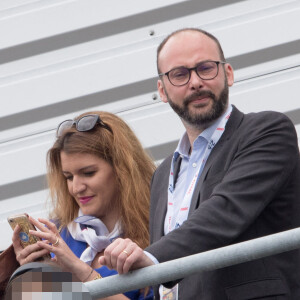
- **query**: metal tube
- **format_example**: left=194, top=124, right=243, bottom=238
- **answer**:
left=85, top=227, right=300, bottom=299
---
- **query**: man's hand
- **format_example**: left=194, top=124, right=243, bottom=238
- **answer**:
left=99, top=238, right=154, bottom=274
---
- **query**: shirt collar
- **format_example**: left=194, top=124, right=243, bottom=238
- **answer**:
left=174, top=104, right=232, bottom=159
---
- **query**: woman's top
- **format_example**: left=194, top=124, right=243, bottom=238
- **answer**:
left=57, top=226, right=153, bottom=300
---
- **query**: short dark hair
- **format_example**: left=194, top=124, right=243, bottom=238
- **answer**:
left=156, top=28, right=226, bottom=74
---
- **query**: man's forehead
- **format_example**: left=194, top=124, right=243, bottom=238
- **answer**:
left=171, top=30, right=204, bottom=40
left=164, top=31, right=215, bottom=51
left=158, top=31, right=218, bottom=67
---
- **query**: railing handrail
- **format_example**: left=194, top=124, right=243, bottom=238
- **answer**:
left=85, top=227, right=300, bottom=299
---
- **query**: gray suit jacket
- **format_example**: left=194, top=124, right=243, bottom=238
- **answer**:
left=146, top=106, right=300, bottom=299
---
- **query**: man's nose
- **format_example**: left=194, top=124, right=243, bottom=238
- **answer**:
left=188, top=69, right=204, bottom=89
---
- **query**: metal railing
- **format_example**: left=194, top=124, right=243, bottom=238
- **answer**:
left=85, top=227, right=300, bottom=299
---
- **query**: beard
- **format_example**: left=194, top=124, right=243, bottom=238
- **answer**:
left=166, top=79, right=229, bottom=129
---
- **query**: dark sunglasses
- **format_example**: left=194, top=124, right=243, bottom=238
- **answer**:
left=56, top=114, right=112, bottom=137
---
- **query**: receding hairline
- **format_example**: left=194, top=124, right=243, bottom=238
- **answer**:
left=156, top=28, right=225, bottom=74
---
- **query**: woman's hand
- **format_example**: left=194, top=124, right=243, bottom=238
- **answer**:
left=12, top=224, right=51, bottom=266
left=28, top=217, right=92, bottom=282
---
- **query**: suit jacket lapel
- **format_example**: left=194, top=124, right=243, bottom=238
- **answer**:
left=154, top=154, right=183, bottom=240
left=188, top=106, right=244, bottom=215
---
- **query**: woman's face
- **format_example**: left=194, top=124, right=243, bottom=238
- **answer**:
left=60, top=151, right=119, bottom=232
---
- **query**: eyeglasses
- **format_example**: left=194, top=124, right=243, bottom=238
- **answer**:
left=56, top=114, right=112, bottom=137
left=159, top=60, right=226, bottom=86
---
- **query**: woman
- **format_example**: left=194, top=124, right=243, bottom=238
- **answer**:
left=12, top=111, right=156, bottom=299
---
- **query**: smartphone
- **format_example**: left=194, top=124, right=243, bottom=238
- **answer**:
left=7, top=213, right=51, bottom=260
left=7, top=213, right=41, bottom=248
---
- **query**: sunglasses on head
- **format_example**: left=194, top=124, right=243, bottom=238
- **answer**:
left=56, top=114, right=112, bottom=137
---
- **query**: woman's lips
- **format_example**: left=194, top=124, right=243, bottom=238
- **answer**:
left=79, top=196, right=93, bottom=204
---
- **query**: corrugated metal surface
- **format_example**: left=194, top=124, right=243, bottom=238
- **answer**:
left=1, top=0, right=300, bottom=250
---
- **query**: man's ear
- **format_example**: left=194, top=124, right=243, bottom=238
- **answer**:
left=157, top=79, right=168, bottom=103
left=225, top=63, right=234, bottom=87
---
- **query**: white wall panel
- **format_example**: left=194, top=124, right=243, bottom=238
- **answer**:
left=0, top=133, right=53, bottom=185
left=0, top=92, right=157, bottom=143
left=1, top=0, right=300, bottom=250
left=231, top=67, right=300, bottom=113
left=0, top=0, right=38, bottom=11
left=0, top=47, right=157, bottom=117
left=1, top=65, right=299, bottom=185
left=0, top=0, right=184, bottom=47
left=1, top=1, right=299, bottom=118
left=0, top=0, right=295, bottom=80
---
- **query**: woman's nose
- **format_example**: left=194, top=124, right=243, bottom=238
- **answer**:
left=72, top=177, right=86, bottom=194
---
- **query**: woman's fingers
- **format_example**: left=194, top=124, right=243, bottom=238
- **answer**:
left=12, top=218, right=56, bottom=266
left=29, top=229, right=57, bottom=244
left=29, top=217, right=60, bottom=247
left=28, top=216, right=45, bottom=231
left=37, top=239, right=59, bottom=252
left=37, top=236, right=68, bottom=261
left=22, top=248, right=50, bottom=265
left=28, top=216, right=50, bottom=234
left=38, top=218, right=59, bottom=234
left=15, top=242, right=50, bottom=265
left=37, top=236, right=85, bottom=278
left=12, top=225, right=22, bottom=249
left=29, top=217, right=59, bottom=236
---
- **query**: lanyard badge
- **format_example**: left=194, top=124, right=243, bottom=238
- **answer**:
left=166, top=106, right=232, bottom=233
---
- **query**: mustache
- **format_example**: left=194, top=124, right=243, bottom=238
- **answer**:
left=183, top=90, right=216, bottom=105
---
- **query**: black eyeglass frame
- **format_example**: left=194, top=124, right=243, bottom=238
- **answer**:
left=56, top=114, right=112, bottom=137
left=158, top=60, right=227, bottom=86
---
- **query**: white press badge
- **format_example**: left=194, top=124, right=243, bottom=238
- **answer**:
left=159, top=106, right=232, bottom=300
left=160, top=284, right=178, bottom=300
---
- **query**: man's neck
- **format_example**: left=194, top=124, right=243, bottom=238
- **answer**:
left=182, top=104, right=231, bottom=152
left=186, top=128, right=202, bottom=150
left=183, top=121, right=213, bottom=152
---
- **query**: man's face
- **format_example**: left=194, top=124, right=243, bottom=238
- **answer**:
left=157, top=31, right=234, bottom=129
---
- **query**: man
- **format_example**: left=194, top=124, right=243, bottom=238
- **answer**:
left=100, top=28, right=300, bottom=299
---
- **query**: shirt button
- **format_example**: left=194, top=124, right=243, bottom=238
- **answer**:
left=192, top=163, right=197, bottom=168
